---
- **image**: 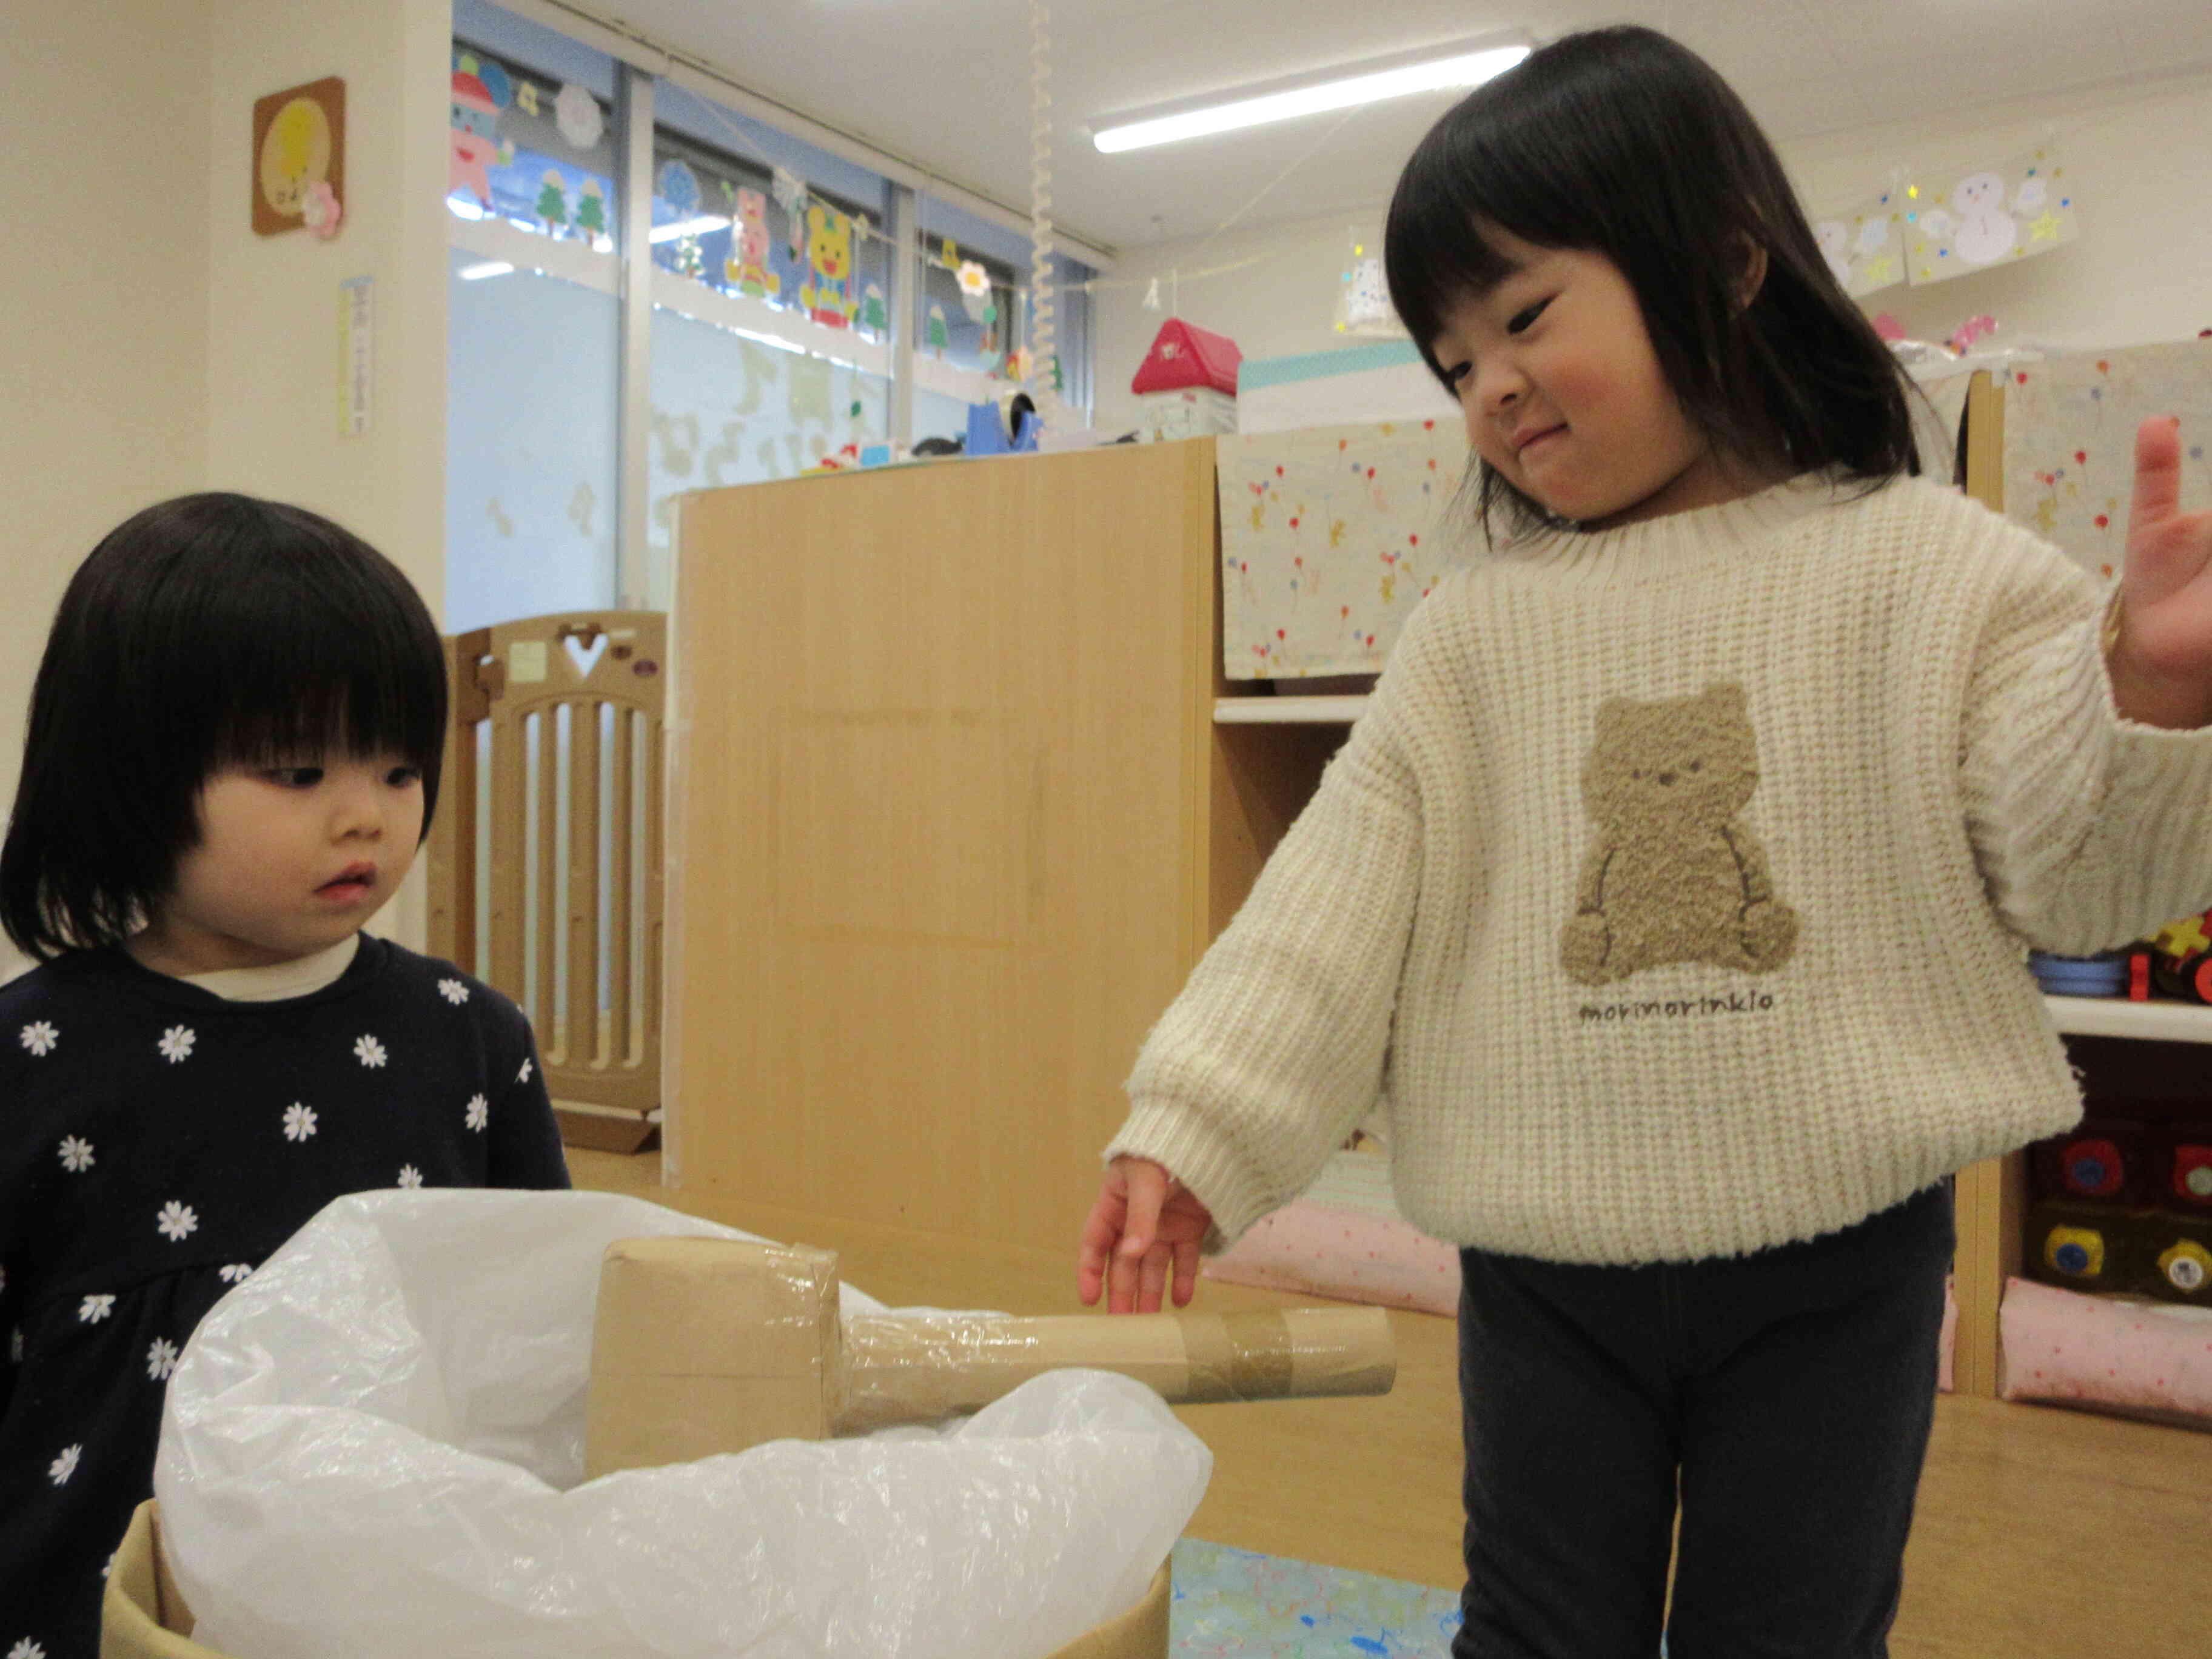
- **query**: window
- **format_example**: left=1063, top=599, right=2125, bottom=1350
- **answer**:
left=446, top=1, right=1095, bottom=629
left=446, top=28, right=622, bottom=632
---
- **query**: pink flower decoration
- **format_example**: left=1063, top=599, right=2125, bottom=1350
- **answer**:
left=302, top=179, right=343, bottom=240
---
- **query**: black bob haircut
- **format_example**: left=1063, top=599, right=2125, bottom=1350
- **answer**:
left=1385, top=25, right=1922, bottom=540
left=2, top=492, right=447, bottom=960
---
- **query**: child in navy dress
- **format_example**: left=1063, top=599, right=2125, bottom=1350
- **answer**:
left=0, top=494, right=569, bottom=1658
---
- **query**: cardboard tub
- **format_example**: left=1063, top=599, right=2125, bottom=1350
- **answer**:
left=103, top=1499, right=1174, bottom=1659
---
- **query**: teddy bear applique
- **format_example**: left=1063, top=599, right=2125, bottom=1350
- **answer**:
left=1561, top=682, right=1800, bottom=987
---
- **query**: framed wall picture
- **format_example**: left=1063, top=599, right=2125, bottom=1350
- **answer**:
left=252, top=76, right=345, bottom=237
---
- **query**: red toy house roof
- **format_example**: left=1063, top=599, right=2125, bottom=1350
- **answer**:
left=1130, top=318, right=1242, bottom=396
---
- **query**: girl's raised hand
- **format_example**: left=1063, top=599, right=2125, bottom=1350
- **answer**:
left=2113, top=415, right=2212, bottom=729
left=1076, top=1156, right=1213, bottom=1313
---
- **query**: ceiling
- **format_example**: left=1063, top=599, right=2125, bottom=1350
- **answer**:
left=604, top=0, right=2212, bottom=253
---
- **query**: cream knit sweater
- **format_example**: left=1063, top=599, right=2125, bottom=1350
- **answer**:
left=1108, top=472, right=2212, bottom=1267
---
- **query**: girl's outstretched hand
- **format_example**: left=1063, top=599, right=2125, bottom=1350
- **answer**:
left=2113, top=415, right=2212, bottom=729
left=1077, top=1156, right=1213, bottom=1313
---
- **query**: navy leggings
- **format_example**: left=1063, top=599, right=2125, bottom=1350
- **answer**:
left=1452, top=1183, right=1954, bottom=1658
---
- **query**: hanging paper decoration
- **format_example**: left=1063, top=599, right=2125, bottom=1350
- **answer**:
left=926, top=302, right=950, bottom=357
left=860, top=283, right=888, bottom=333
left=1903, top=146, right=2079, bottom=287
left=1005, top=343, right=1032, bottom=383
left=770, top=166, right=808, bottom=261
left=574, top=177, right=608, bottom=244
left=724, top=187, right=780, bottom=298
left=536, top=170, right=570, bottom=235
left=447, top=70, right=500, bottom=207
left=517, top=81, right=540, bottom=117
left=1333, top=239, right=1402, bottom=337
left=940, top=236, right=960, bottom=270
left=798, top=201, right=860, bottom=327
left=555, top=82, right=603, bottom=151
left=1811, top=189, right=1903, bottom=297
left=657, top=158, right=701, bottom=218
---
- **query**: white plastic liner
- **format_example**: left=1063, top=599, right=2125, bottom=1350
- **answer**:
left=156, top=1190, right=1208, bottom=1658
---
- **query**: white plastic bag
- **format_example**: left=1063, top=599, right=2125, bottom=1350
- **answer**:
left=156, top=1190, right=1208, bottom=1658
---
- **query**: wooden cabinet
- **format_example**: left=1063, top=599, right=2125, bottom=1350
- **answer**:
left=666, top=439, right=1272, bottom=1257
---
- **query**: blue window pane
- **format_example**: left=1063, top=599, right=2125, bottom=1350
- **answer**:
left=447, top=247, right=620, bottom=631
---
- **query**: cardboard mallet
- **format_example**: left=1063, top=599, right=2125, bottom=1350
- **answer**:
left=585, top=1236, right=1396, bottom=1477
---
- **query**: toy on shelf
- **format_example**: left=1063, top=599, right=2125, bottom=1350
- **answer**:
left=2034, top=908, right=2212, bottom=1004
left=2133, top=908, right=2212, bottom=1004
left=1130, top=317, right=1241, bottom=443
left=2029, top=1118, right=2149, bottom=1204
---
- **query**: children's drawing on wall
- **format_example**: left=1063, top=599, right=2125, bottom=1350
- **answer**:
left=253, top=76, right=345, bottom=236
left=2002, top=340, right=2212, bottom=580
left=1810, top=190, right=1903, bottom=298
left=1904, top=146, right=2079, bottom=286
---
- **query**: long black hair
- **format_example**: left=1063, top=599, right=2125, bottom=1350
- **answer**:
left=1385, top=25, right=1922, bottom=539
left=2, top=493, right=447, bottom=960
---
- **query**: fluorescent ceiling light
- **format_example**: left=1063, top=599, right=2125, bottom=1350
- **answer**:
left=1093, top=38, right=1531, bottom=153
left=458, top=260, right=514, bottom=281
left=650, top=214, right=731, bottom=243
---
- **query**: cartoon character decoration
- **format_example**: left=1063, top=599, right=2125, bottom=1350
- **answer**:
left=799, top=201, right=863, bottom=328
left=1561, top=683, right=1800, bottom=986
left=724, top=187, right=779, bottom=300
left=449, top=70, right=501, bottom=208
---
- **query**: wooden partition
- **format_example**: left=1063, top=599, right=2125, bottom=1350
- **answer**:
left=427, top=612, right=667, bottom=1151
left=666, top=443, right=1221, bottom=1255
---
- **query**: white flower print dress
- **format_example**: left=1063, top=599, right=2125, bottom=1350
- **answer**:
left=0, top=936, right=565, bottom=1658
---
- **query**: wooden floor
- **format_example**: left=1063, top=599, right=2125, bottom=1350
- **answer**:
left=571, top=1148, right=2212, bottom=1657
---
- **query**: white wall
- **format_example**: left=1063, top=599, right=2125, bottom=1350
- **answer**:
left=0, top=0, right=450, bottom=977
left=1093, top=70, right=2212, bottom=436
left=204, top=0, right=453, bottom=950
left=0, top=1, right=215, bottom=981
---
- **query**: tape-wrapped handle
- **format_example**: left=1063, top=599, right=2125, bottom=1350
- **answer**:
left=837, top=1305, right=1395, bottom=1432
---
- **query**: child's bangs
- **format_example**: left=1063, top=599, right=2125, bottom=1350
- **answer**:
left=181, top=538, right=445, bottom=778
left=1384, top=104, right=1603, bottom=375
left=207, top=611, right=444, bottom=775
